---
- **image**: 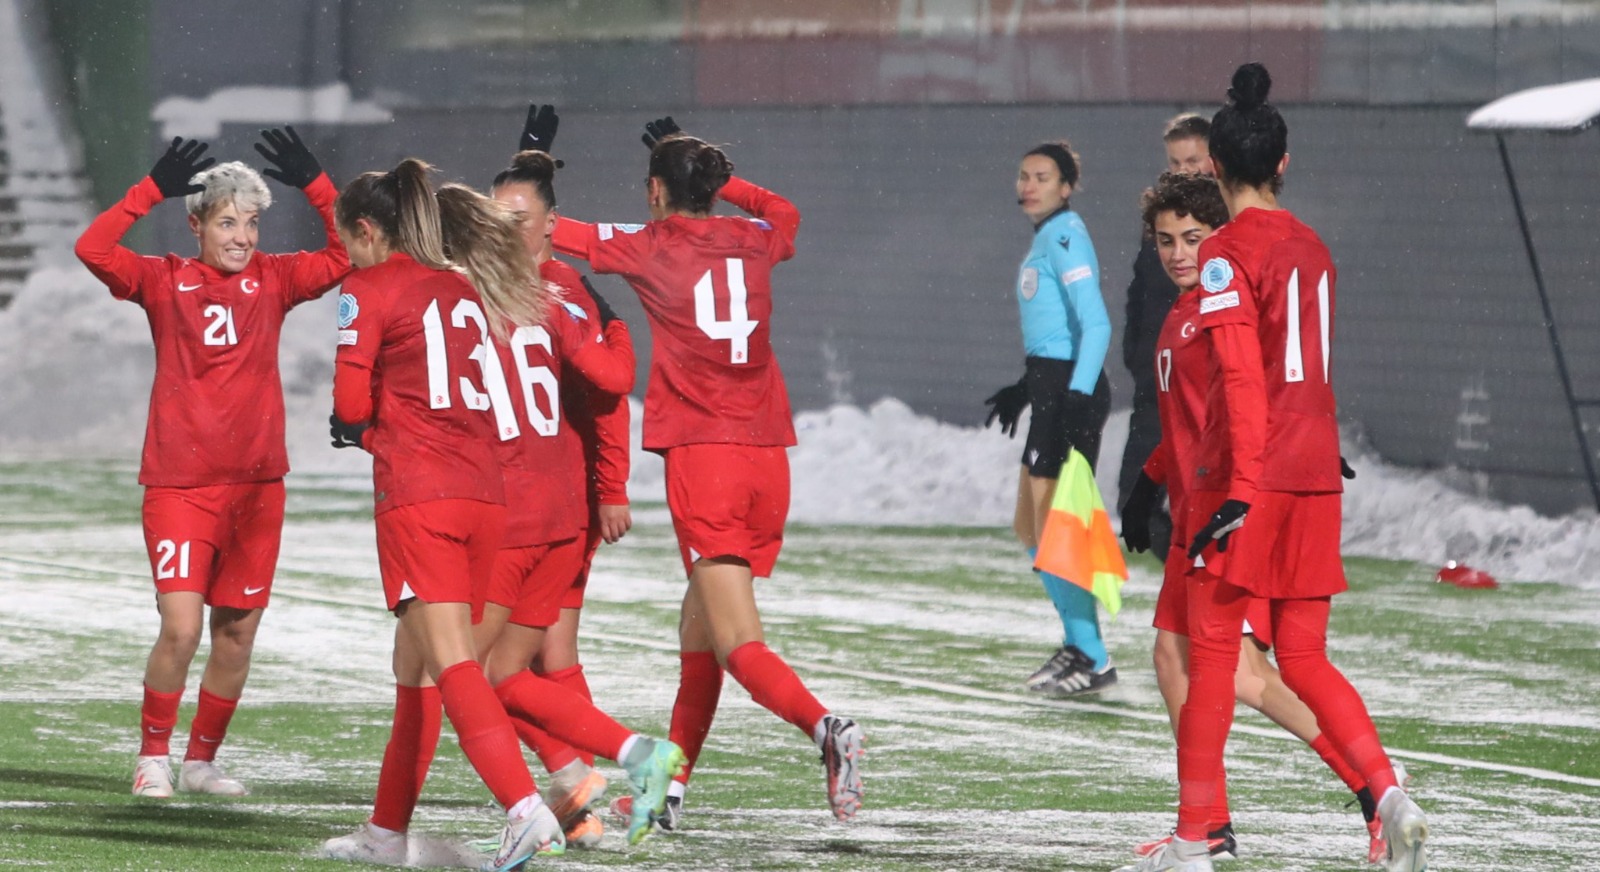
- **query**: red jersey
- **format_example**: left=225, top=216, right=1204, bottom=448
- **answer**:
left=1142, top=289, right=1213, bottom=542
left=73, top=174, right=349, bottom=487
left=333, top=253, right=513, bottom=514
left=495, top=298, right=635, bottom=548
left=543, top=258, right=633, bottom=506
left=552, top=176, right=799, bottom=451
left=1193, top=207, right=1342, bottom=500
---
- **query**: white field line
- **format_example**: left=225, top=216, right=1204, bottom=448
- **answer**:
left=7, top=553, right=1600, bottom=791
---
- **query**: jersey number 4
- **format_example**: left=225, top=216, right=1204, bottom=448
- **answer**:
left=695, top=258, right=758, bottom=365
left=421, top=298, right=521, bottom=441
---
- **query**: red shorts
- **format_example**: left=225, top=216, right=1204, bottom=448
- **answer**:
left=1187, top=490, right=1347, bottom=599
left=560, top=525, right=604, bottom=612
left=375, top=499, right=505, bottom=611
left=142, top=480, right=285, bottom=609
left=1154, top=545, right=1274, bottom=648
left=477, top=536, right=586, bottom=628
left=663, top=444, right=789, bottom=579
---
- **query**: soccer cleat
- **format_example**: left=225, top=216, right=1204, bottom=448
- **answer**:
left=132, top=755, right=174, bottom=798
left=1115, top=836, right=1216, bottom=872
left=1037, top=650, right=1119, bottom=697
left=545, top=763, right=608, bottom=829
left=178, top=760, right=248, bottom=796
left=1377, top=789, right=1429, bottom=872
left=1134, top=824, right=1238, bottom=860
left=1025, top=645, right=1082, bottom=690
left=619, top=738, right=688, bottom=845
left=320, top=822, right=407, bottom=866
left=1366, top=817, right=1388, bottom=865
left=819, top=714, right=865, bottom=821
left=564, top=809, right=604, bottom=848
left=657, top=795, right=683, bottom=832
left=483, top=796, right=564, bottom=871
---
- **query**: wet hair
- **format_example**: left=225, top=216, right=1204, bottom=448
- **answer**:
left=1023, top=141, right=1081, bottom=189
left=1209, top=62, right=1288, bottom=194
left=186, top=161, right=272, bottom=219
left=648, top=135, right=733, bottom=214
left=491, top=150, right=558, bottom=210
left=435, top=183, right=548, bottom=339
left=1140, top=172, right=1230, bottom=239
left=1162, top=113, right=1211, bottom=143
left=335, top=158, right=449, bottom=269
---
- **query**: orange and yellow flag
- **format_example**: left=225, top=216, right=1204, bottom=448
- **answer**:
left=1032, top=448, right=1128, bottom=615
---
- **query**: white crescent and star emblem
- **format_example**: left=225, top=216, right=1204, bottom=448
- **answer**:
left=1180, top=322, right=1197, bottom=338
left=240, top=278, right=260, bottom=294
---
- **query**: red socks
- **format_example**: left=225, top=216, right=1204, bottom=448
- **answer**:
left=437, top=661, right=535, bottom=809
left=724, top=642, right=828, bottom=739
left=493, top=670, right=633, bottom=763
left=139, top=685, right=183, bottom=757
left=1310, top=732, right=1367, bottom=795
left=541, top=665, right=596, bottom=767
left=370, top=684, right=443, bottom=833
left=670, top=651, right=724, bottom=784
left=183, top=688, right=239, bottom=763
left=511, top=720, right=579, bottom=775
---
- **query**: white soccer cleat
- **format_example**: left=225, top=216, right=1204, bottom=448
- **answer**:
left=132, top=755, right=174, bottom=798
left=1377, top=788, right=1429, bottom=872
left=483, top=795, right=564, bottom=871
left=1114, top=836, right=1216, bottom=872
left=818, top=714, right=865, bottom=821
left=178, top=760, right=249, bottom=796
left=320, top=822, right=407, bottom=866
left=545, top=761, right=608, bottom=828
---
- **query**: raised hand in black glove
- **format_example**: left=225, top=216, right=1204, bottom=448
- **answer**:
left=329, top=413, right=368, bottom=450
left=580, top=277, right=621, bottom=328
left=640, top=116, right=683, bottom=150
left=1119, top=471, right=1160, bottom=553
left=1187, top=499, right=1250, bottom=559
left=255, top=125, right=323, bottom=189
left=983, top=376, right=1029, bottom=438
left=1340, top=456, right=1357, bottom=480
left=518, top=104, right=564, bottom=167
left=150, top=137, right=215, bottom=199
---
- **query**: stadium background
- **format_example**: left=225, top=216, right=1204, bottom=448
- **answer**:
left=6, top=0, right=1599, bottom=514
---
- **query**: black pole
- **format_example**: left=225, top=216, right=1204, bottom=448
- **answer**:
left=1496, top=133, right=1600, bottom=513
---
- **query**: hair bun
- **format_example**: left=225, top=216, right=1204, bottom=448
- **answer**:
left=1227, top=62, right=1272, bottom=111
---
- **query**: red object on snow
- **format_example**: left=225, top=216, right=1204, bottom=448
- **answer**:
left=1435, top=561, right=1499, bottom=589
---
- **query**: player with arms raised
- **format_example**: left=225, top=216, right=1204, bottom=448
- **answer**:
left=552, top=118, right=865, bottom=829
left=73, top=128, right=348, bottom=798
left=1116, top=65, right=1428, bottom=872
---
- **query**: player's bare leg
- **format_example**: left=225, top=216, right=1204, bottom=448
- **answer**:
left=134, top=591, right=205, bottom=797
left=174, top=605, right=261, bottom=795
left=534, top=607, right=582, bottom=674
left=1153, top=629, right=1189, bottom=734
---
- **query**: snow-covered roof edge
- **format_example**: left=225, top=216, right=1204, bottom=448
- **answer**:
left=1468, top=78, right=1600, bottom=132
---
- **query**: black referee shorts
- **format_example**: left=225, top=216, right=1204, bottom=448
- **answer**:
left=1022, top=355, right=1112, bottom=479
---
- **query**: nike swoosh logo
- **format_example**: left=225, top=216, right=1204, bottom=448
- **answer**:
left=178, top=282, right=202, bottom=292
left=243, top=586, right=266, bottom=596
left=146, top=726, right=167, bottom=734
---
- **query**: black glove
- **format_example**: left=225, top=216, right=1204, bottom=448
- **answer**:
left=1119, top=471, right=1160, bottom=553
left=329, top=414, right=368, bottom=450
left=983, top=376, right=1029, bottom=438
left=518, top=104, right=565, bottom=168
left=1187, top=499, right=1250, bottom=559
left=580, top=277, right=620, bottom=328
left=1340, top=456, right=1357, bottom=480
left=640, top=116, right=683, bottom=150
left=149, top=137, right=215, bottom=199
left=254, top=125, right=323, bottom=189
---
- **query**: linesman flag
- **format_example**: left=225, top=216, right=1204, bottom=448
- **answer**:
left=1032, top=448, right=1128, bottom=615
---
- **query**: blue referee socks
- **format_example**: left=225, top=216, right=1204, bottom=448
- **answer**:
left=1030, top=548, right=1108, bottom=671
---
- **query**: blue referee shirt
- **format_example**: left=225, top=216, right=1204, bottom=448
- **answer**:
left=1015, top=208, right=1111, bottom=395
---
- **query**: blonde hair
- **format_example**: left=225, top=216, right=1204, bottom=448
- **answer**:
left=335, top=158, right=450, bottom=270
left=435, top=183, right=549, bottom=340
left=185, top=161, right=272, bottom=218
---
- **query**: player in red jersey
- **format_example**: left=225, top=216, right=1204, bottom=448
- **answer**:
left=1116, top=66, right=1428, bottom=872
left=74, top=129, right=348, bottom=799
left=551, top=118, right=865, bottom=829
left=321, top=159, right=560, bottom=870
left=1120, top=173, right=1391, bottom=866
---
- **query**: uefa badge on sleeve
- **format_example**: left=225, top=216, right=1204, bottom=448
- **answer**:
left=337, top=293, right=359, bottom=328
left=1200, top=257, right=1234, bottom=293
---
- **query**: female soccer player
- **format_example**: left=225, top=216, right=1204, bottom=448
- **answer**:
left=1121, top=173, right=1388, bottom=866
left=982, top=141, right=1115, bottom=696
left=1116, top=65, right=1428, bottom=872
left=74, top=128, right=348, bottom=798
left=324, top=158, right=559, bottom=870
left=550, top=118, right=865, bottom=828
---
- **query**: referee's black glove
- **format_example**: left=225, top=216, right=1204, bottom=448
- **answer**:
left=1188, top=499, right=1250, bottom=560
left=1119, top=471, right=1160, bottom=553
left=983, top=376, right=1029, bottom=438
left=329, top=414, right=368, bottom=450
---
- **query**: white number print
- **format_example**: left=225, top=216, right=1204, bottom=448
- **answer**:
left=154, top=539, right=191, bottom=580
left=694, top=258, right=759, bottom=365
left=510, top=325, right=560, bottom=437
left=421, top=298, right=521, bottom=441
left=202, top=305, right=238, bottom=346
left=1283, top=269, right=1332, bottom=383
left=1157, top=348, right=1173, bottom=393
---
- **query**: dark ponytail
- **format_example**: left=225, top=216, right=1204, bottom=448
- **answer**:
left=1209, top=62, right=1288, bottom=193
left=648, top=135, right=733, bottom=214
left=491, top=149, right=558, bottom=210
left=1024, top=140, right=1081, bottom=189
left=335, top=158, right=449, bottom=269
